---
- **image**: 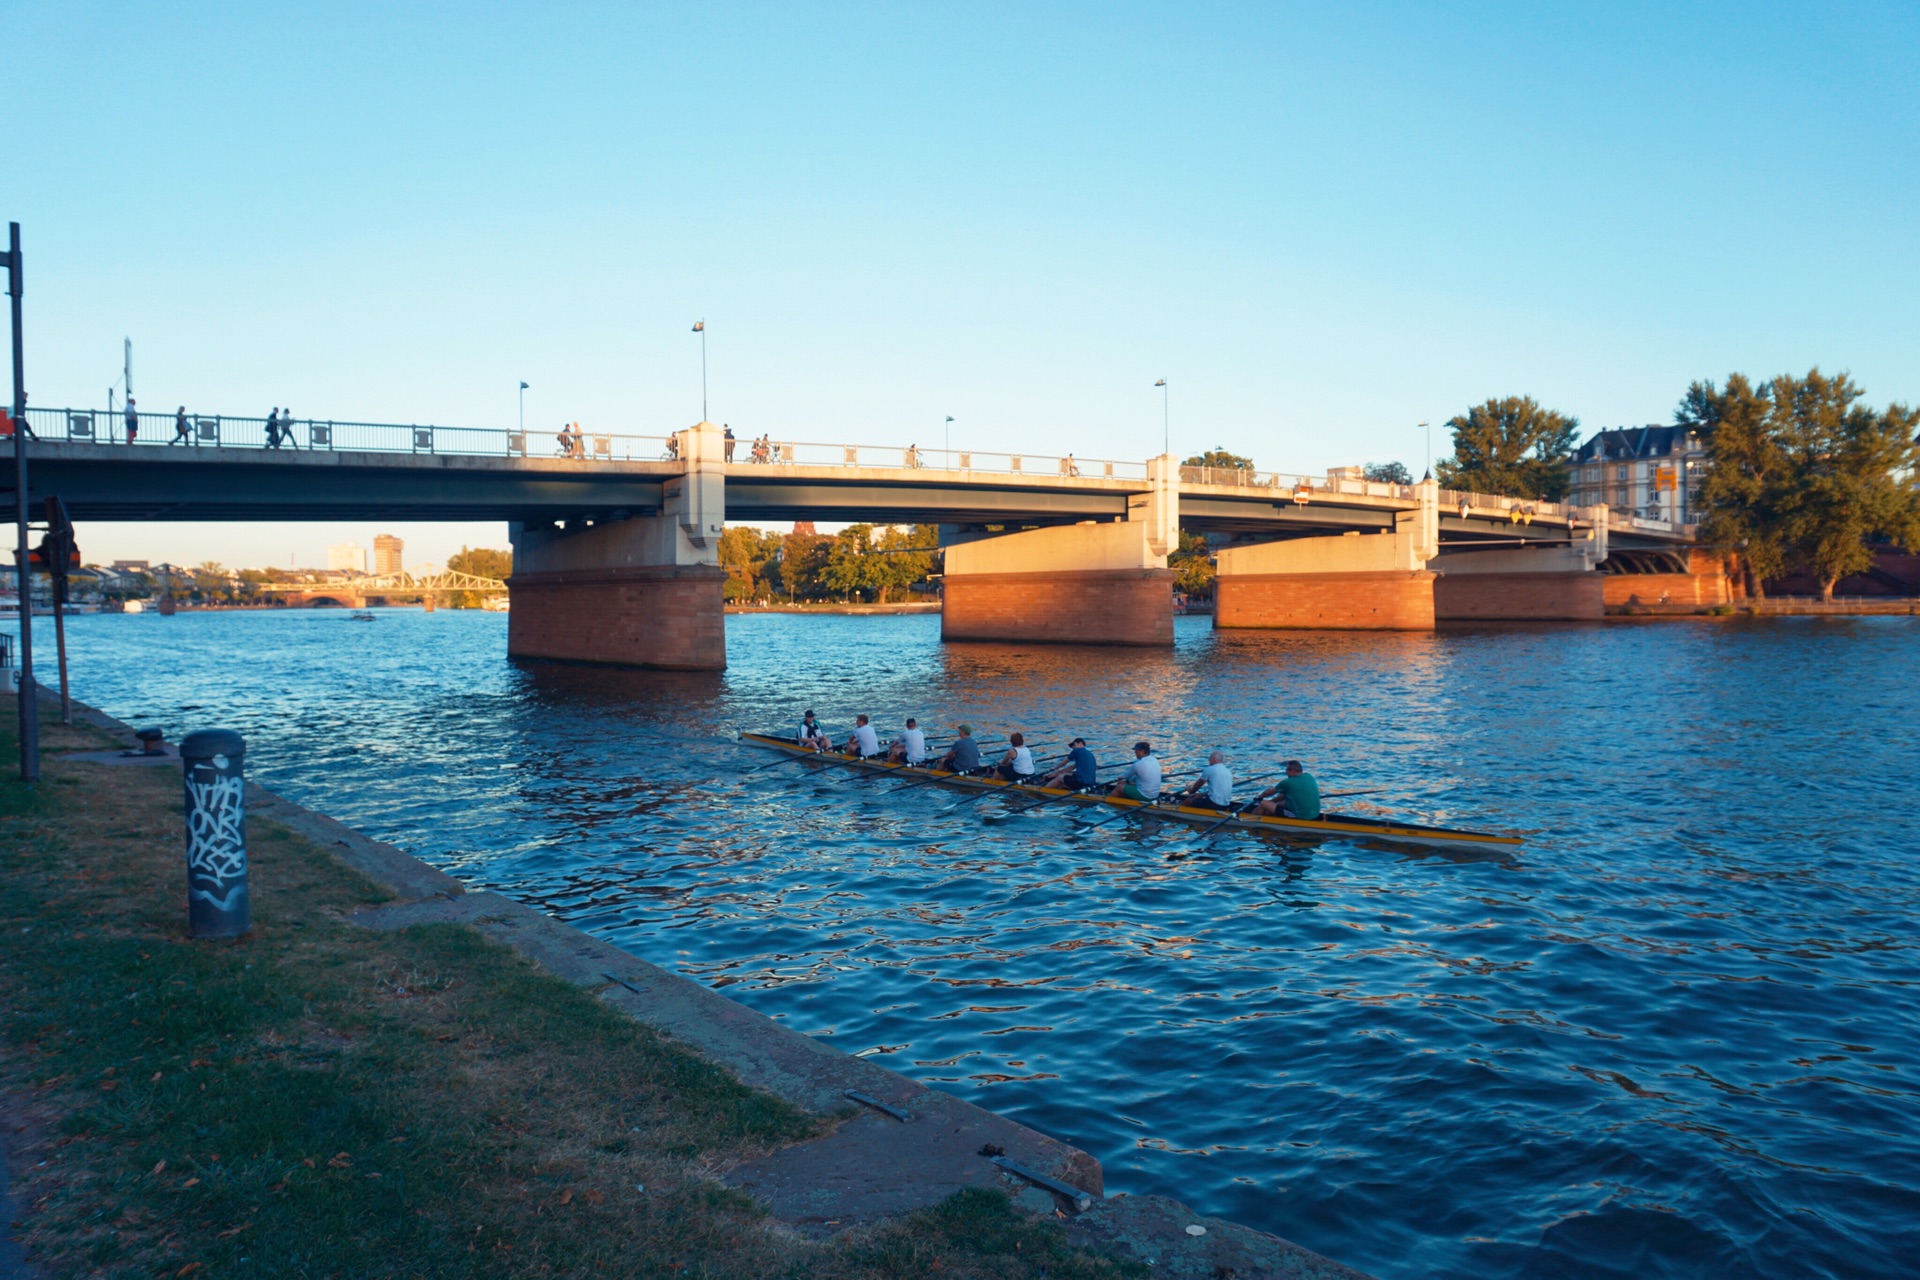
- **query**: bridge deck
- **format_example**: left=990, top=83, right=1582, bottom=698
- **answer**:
left=7, top=435, right=1693, bottom=548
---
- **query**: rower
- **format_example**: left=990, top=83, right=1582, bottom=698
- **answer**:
left=937, top=724, right=982, bottom=774
left=1038, top=737, right=1098, bottom=790
left=994, top=732, right=1037, bottom=782
left=888, top=717, right=927, bottom=764
left=843, top=713, right=882, bottom=759
left=796, top=710, right=830, bottom=751
left=1176, top=751, right=1233, bottom=810
left=1253, top=760, right=1320, bottom=819
left=1108, top=741, right=1162, bottom=802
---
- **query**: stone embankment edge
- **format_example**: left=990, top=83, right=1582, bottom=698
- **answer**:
left=56, top=689, right=1373, bottom=1280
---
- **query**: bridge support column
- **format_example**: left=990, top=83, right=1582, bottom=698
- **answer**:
left=940, top=455, right=1177, bottom=646
left=1432, top=507, right=1608, bottom=620
left=506, top=423, right=728, bottom=670
left=1214, top=479, right=1439, bottom=630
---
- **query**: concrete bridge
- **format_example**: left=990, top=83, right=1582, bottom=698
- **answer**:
left=11, top=406, right=1703, bottom=669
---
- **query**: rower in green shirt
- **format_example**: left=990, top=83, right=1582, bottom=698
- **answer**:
left=1253, top=759, right=1320, bottom=820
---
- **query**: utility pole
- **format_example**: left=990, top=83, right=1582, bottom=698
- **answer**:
left=692, top=320, right=708, bottom=422
left=4, top=222, right=38, bottom=782
left=1155, top=379, right=1168, bottom=456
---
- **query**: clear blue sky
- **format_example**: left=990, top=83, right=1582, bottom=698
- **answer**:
left=13, top=1, right=1917, bottom=568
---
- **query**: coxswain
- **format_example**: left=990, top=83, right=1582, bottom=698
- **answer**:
left=1038, top=737, right=1098, bottom=790
left=1176, top=751, right=1233, bottom=810
left=843, top=713, right=882, bottom=759
left=994, top=732, right=1037, bottom=782
left=889, top=717, right=927, bottom=764
left=796, top=710, right=830, bottom=751
left=1108, top=741, right=1163, bottom=802
left=937, top=724, right=982, bottom=774
left=1253, top=760, right=1320, bottom=819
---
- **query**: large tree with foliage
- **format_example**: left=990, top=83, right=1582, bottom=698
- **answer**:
left=775, top=528, right=833, bottom=600
left=1182, top=447, right=1255, bottom=471
left=716, top=527, right=784, bottom=601
left=1691, top=369, right=1920, bottom=601
left=819, top=524, right=939, bottom=603
left=1364, top=461, right=1412, bottom=485
left=1168, top=528, right=1215, bottom=598
left=1683, top=375, right=1789, bottom=598
left=444, top=546, right=514, bottom=608
left=1435, top=396, right=1580, bottom=500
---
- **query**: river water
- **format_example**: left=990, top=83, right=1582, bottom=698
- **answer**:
left=15, top=609, right=1918, bottom=1279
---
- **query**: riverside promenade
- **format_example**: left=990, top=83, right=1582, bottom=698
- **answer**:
left=0, top=687, right=1369, bottom=1280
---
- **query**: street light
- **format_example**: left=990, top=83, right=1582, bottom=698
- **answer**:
left=944, top=415, right=954, bottom=463
left=1154, top=378, right=1168, bottom=456
left=1419, top=420, right=1432, bottom=481
left=692, top=320, right=707, bottom=422
left=518, top=381, right=529, bottom=435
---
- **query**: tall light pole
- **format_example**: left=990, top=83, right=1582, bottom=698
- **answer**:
left=518, top=381, right=529, bottom=436
left=692, top=320, right=707, bottom=422
left=4, top=221, right=37, bottom=782
left=944, top=415, right=954, bottom=462
left=1419, top=420, right=1432, bottom=480
left=1154, top=378, right=1168, bottom=455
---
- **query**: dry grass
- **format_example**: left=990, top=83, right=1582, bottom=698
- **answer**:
left=0, top=697, right=1143, bottom=1280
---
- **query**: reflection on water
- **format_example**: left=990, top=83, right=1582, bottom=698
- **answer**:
left=29, top=608, right=1920, bottom=1280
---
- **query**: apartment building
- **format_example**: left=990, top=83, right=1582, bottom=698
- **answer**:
left=1567, top=425, right=1709, bottom=527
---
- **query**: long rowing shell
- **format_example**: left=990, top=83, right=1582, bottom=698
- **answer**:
left=737, top=732, right=1523, bottom=854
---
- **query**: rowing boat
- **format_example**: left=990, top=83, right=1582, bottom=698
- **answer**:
left=737, top=732, right=1523, bottom=854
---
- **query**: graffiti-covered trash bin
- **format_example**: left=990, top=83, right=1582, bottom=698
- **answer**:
left=180, top=729, right=251, bottom=939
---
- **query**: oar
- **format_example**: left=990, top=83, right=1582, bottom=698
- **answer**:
left=1177, top=770, right=1290, bottom=841
left=1321, top=789, right=1384, bottom=799
left=741, top=752, right=819, bottom=775
left=990, top=784, right=1094, bottom=819
left=936, top=750, right=1065, bottom=812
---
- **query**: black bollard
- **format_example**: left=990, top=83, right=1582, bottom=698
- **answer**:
left=179, top=729, right=251, bottom=939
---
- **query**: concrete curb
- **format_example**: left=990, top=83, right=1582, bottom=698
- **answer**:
left=54, top=694, right=1372, bottom=1280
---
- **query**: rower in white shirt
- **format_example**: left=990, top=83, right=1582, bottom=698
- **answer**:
left=993, top=731, right=1037, bottom=782
left=1176, top=751, right=1233, bottom=810
left=1108, top=741, right=1163, bottom=802
left=889, top=717, right=928, bottom=765
left=843, top=713, right=882, bottom=759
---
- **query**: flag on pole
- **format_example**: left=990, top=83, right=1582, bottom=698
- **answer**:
left=691, top=320, right=705, bottom=332
left=519, top=381, right=529, bottom=390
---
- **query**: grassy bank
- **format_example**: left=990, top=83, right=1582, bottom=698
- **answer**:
left=0, top=697, right=1141, bottom=1279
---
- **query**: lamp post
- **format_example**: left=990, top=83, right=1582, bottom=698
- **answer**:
left=692, top=320, right=707, bottom=422
left=4, top=221, right=36, bottom=783
left=1419, top=420, right=1432, bottom=481
left=518, top=381, right=528, bottom=435
left=1154, top=378, right=1168, bottom=455
left=944, top=415, right=954, bottom=464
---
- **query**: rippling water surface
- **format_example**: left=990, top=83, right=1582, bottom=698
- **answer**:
left=23, top=608, right=1920, bottom=1279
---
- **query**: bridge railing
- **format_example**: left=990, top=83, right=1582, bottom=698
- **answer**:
left=1437, top=487, right=1570, bottom=521
left=22, top=408, right=1148, bottom=479
left=740, top=439, right=1146, bottom=479
left=24, top=408, right=678, bottom=461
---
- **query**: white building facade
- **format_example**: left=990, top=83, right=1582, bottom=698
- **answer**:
left=1567, top=426, right=1708, bottom=529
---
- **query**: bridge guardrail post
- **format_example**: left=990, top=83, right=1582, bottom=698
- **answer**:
left=179, top=729, right=251, bottom=940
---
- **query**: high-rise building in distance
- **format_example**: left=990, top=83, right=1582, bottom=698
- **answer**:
left=373, top=534, right=404, bottom=576
left=327, top=542, right=366, bottom=573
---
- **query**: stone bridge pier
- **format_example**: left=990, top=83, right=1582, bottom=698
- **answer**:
left=505, top=423, right=728, bottom=669
left=1214, top=479, right=1441, bottom=629
left=1431, top=504, right=1608, bottom=620
left=1214, top=482, right=1608, bottom=628
left=939, top=455, right=1179, bottom=646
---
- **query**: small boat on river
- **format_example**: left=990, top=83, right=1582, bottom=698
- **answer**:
left=739, top=731, right=1523, bottom=854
